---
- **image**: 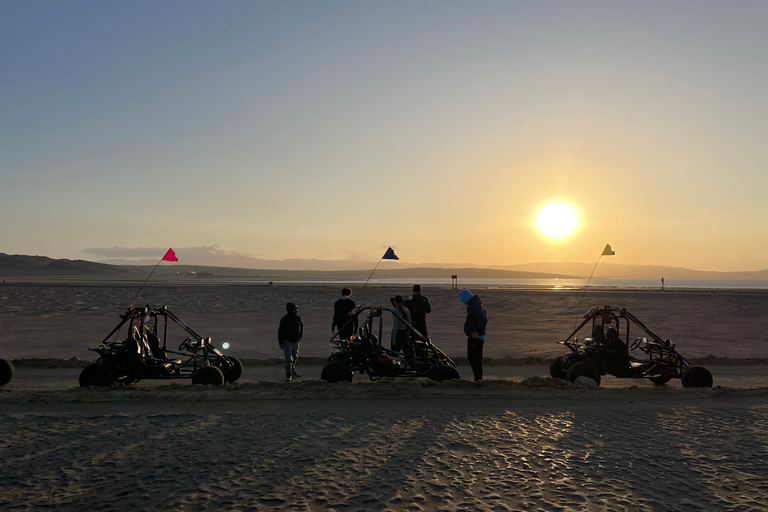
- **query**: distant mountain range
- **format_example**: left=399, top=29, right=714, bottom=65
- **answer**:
left=1, top=253, right=767, bottom=280
left=0, top=253, right=132, bottom=276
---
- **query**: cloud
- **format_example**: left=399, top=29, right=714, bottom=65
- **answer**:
left=339, top=250, right=369, bottom=262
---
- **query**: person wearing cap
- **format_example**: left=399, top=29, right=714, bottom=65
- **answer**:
left=332, top=287, right=358, bottom=341
left=278, top=302, right=304, bottom=381
left=404, top=284, right=431, bottom=338
left=458, top=289, right=488, bottom=381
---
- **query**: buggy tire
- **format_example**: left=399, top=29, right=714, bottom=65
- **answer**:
left=0, top=358, right=14, bottom=386
left=549, top=357, right=567, bottom=380
left=79, top=363, right=113, bottom=387
left=115, top=373, right=137, bottom=385
left=428, top=366, right=460, bottom=382
left=566, top=362, right=601, bottom=386
left=648, top=375, right=672, bottom=385
left=192, top=366, right=225, bottom=385
left=681, top=366, right=713, bottom=388
left=112, top=364, right=138, bottom=385
left=221, top=356, right=243, bottom=383
left=321, top=361, right=353, bottom=383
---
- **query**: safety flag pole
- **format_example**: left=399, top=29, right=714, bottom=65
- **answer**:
left=573, top=244, right=615, bottom=329
left=331, top=247, right=399, bottom=342
left=128, top=248, right=179, bottom=307
left=356, top=247, right=398, bottom=302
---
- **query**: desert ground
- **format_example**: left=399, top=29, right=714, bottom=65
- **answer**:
left=1, top=282, right=767, bottom=510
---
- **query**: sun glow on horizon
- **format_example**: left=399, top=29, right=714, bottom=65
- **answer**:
left=533, top=200, right=582, bottom=241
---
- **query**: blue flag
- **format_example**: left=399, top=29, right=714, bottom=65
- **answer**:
left=382, top=247, right=399, bottom=260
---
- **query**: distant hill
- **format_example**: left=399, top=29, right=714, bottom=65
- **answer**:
left=95, top=253, right=768, bottom=279
left=3, top=253, right=768, bottom=281
left=0, top=254, right=571, bottom=280
left=149, top=265, right=575, bottom=280
left=99, top=255, right=408, bottom=271
left=0, top=253, right=55, bottom=273
left=0, top=253, right=132, bottom=276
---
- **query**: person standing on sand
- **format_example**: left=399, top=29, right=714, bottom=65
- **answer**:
left=332, top=287, right=358, bottom=340
left=278, top=302, right=304, bottom=382
left=389, top=295, right=411, bottom=352
left=459, top=289, right=488, bottom=381
left=404, top=284, right=431, bottom=338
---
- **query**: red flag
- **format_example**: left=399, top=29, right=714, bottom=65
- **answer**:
left=162, top=248, right=178, bottom=262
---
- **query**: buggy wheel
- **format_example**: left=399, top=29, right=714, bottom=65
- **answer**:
left=220, top=356, right=243, bottom=383
left=321, top=361, right=353, bottom=383
left=112, top=364, right=137, bottom=385
left=0, top=359, right=14, bottom=386
left=192, top=366, right=225, bottom=385
left=648, top=375, right=672, bottom=385
left=549, top=356, right=567, bottom=380
left=681, top=366, right=713, bottom=388
left=115, top=373, right=137, bottom=385
left=79, top=363, right=113, bottom=387
left=566, top=362, right=601, bottom=386
left=428, top=366, right=460, bottom=382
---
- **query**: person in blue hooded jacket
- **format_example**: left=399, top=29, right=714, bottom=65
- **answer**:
left=459, top=289, right=487, bottom=381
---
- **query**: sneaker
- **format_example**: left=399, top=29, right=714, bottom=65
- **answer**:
left=291, top=371, right=301, bottom=378
left=285, top=374, right=292, bottom=382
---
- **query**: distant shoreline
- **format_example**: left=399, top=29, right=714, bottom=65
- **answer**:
left=2, top=278, right=768, bottom=292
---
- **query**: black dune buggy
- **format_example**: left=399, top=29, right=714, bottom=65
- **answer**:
left=550, top=305, right=713, bottom=387
left=321, top=306, right=460, bottom=383
left=0, top=358, right=13, bottom=387
left=80, top=305, right=242, bottom=387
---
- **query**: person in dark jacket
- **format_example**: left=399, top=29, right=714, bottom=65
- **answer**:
left=278, top=302, right=304, bottom=381
left=459, top=289, right=487, bottom=381
left=404, top=284, right=431, bottom=338
left=332, top=287, right=358, bottom=341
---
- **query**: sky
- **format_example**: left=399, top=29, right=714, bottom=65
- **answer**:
left=2, top=0, right=767, bottom=271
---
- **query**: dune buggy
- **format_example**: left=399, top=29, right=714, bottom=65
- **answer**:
left=550, top=305, right=713, bottom=387
left=0, top=358, right=13, bottom=387
left=321, top=306, right=460, bottom=383
left=79, top=305, right=242, bottom=387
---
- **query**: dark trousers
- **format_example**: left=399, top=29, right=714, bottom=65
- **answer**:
left=337, top=321, right=356, bottom=341
left=467, top=337, right=484, bottom=381
left=392, top=329, right=409, bottom=352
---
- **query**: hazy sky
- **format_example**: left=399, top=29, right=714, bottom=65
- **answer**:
left=2, top=1, right=766, bottom=270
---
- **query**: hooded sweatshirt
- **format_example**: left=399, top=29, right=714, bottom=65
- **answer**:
left=463, top=295, right=487, bottom=339
left=278, top=303, right=304, bottom=342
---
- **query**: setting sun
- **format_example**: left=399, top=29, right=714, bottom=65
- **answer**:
left=533, top=200, right=581, bottom=241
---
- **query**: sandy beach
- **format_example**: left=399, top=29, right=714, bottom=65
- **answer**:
left=1, top=381, right=767, bottom=511
left=1, top=282, right=767, bottom=510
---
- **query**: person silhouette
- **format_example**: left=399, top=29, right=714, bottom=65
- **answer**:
left=332, top=287, right=358, bottom=341
left=459, top=289, right=488, bottom=381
